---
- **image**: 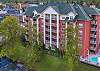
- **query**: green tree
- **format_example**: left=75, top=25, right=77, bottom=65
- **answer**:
left=0, top=5, right=4, bottom=10
left=0, top=16, right=22, bottom=48
left=0, top=17, right=44, bottom=70
left=64, top=22, right=80, bottom=71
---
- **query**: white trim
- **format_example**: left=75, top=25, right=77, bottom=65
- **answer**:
left=57, top=14, right=59, bottom=48
left=30, top=18, right=34, bottom=31
left=30, top=18, right=33, bottom=26
left=23, top=15, right=25, bottom=22
left=43, top=14, right=46, bottom=44
left=50, top=14, right=52, bottom=47
left=65, top=22, right=67, bottom=47
left=42, top=6, right=58, bottom=14
left=37, top=18, right=39, bottom=44
left=37, top=18, right=39, bottom=35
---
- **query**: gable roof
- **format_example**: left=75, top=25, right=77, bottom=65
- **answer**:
left=41, top=2, right=77, bottom=15
left=83, top=6, right=99, bottom=15
left=74, top=4, right=91, bottom=20
left=25, top=6, right=38, bottom=16
left=25, top=3, right=77, bottom=16
left=25, top=2, right=100, bottom=21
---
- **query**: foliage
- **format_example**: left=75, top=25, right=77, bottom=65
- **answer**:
left=0, top=48, right=7, bottom=57
left=0, top=5, right=4, bottom=10
left=0, top=16, right=22, bottom=58
left=0, top=16, right=22, bottom=47
left=2, top=0, right=100, bottom=3
left=5, top=43, right=42, bottom=69
left=64, top=23, right=80, bottom=71
left=35, top=54, right=100, bottom=71
left=0, top=16, right=44, bottom=70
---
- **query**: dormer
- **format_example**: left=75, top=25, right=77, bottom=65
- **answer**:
left=67, top=12, right=76, bottom=20
left=32, top=10, right=37, bottom=17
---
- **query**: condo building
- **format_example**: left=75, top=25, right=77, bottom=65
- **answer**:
left=24, top=2, right=100, bottom=57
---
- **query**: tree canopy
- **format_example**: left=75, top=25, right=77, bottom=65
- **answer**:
left=64, top=22, right=80, bottom=71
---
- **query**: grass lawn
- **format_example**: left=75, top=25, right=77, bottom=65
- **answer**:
left=35, top=54, right=100, bottom=71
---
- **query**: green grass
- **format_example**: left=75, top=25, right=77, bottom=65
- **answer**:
left=35, top=54, right=100, bottom=71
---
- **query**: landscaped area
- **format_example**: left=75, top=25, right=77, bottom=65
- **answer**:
left=35, top=54, right=100, bottom=71
left=1, top=1, right=100, bottom=71
left=0, top=16, right=100, bottom=71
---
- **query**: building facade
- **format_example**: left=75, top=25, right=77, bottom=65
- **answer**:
left=24, top=2, right=100, bottom=57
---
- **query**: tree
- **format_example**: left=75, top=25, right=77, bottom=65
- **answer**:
left=0, top=15, right=44, bottom=70
left=0, top=48, right=7, bottom=57
left=0, top=16, right=24, bottom=48
left=64, top=22, right=80, bottom=71
left=0, top=16, right=44, bottom=70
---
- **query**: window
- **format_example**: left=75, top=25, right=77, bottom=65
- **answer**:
left=79, top=23, right=84, bottom=28
left=62, top=17, right=65, bottom=19
left=79, top=30, right=83, bottom=35
left=69, top=16, right=73, bottom=20
left=41, top=25, right=44, bottom=28
left=32, top=12, right=34, bottom=16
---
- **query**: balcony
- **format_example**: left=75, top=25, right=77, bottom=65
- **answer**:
left=45, top=15, right=50, bottom=20
left=52, top=29, right=57, bottom=33
left=91, top=24, right=97, bottom=28
left=52, top=44, right=57, bottom=48
left=52, top=41, right=57, bottom=46
left=91, top=28, right=96, bottom=32
left=90, top=40, right=96, bottom=44
left=45, top=40, right=50, bottom=44
left=45, top=23, right=50, bottom=27
left=52, top=23, right=57, bottom=27
left=90, top=34, right=96, bottom=38
left=45, top=28, right=50, bottom=31
left=90, top=46, right=96, bottom=51
left=51, top=15, right=57, bottom=20
left=45, top=19, right=50, bottom=23
left=52, top=35, right=57, bottom=39
left=45, top=36, right=50, bottom=40
left=91, top=20, right=97, bottom=24
left=45, top=43, right=50, bottom=48
left=45, top=34, right=50, bottom=38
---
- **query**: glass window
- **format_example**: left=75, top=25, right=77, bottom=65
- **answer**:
left=32, top=12, right=34, bottom=16
left=79, top=23, right=84, bottom=28
left=62, top=17, right=65, bottom=19
left=69, top=16, right=73, bottom=20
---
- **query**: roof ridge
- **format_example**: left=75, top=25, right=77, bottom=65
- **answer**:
left=93, top=8, right=100, bottom=15
left=69, top=4, right=77, bottom=15
left=77, top=4, right=90, bottom=20
left=51, top=6, right=60, bottom=13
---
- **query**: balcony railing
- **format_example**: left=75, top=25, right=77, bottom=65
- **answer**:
left=52, top=41, right=57, bottom=45
left=45, top=15, right=50, bottom=19
left=90, top=40, right=96, bottom=44
left=52, top=15, right=57, bottom=20
left=45, top=34, right=50, bottom=37
left=90, top=34, right=96, bottom=38
left=90, top=47, right=96, bottom=51
left=45, top=28, right=50, bottom=31
left=91, top=20, right=97, bottom=24
left=45, top=40, right=50, bottom=44
left=45, top=19, right=50, bottom=23
left=91, top=28, right=96, bottom=32
left=52, top=23, right=56, bottom=27
left=45, top=23, right=50, bottom=27
left=52, top=35, right=57, bottom=39
left=52, top=29, right=57, bottom=33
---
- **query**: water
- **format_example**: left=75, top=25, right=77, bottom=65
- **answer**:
left=89, top=57, right=98, bottom=64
